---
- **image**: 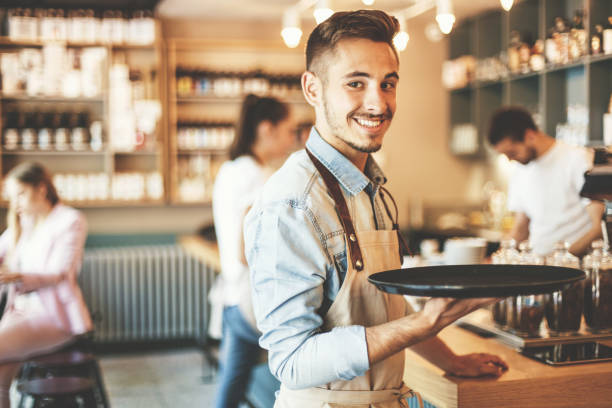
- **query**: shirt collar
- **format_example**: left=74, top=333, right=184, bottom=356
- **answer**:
left=305, top=127, right=387, bottom=195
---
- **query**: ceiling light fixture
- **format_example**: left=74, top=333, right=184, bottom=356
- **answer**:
left=500, top=0, right=514, bottom=11
left=281, top=9, right=302, bottom=48
left=313, top=0, right=334, bottom=24
left=435, top=0, right=455, bottom=35
left=362, top=0, right=375, bottom=5
left=393, top=13, right=409, bottom=52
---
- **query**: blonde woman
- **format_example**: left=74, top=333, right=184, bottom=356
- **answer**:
left=0, top=162, right=92, bottom=407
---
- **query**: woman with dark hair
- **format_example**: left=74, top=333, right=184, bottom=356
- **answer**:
left=211, top=94, right=296, bottom=408
left=0, top=162, right=91, bottom=407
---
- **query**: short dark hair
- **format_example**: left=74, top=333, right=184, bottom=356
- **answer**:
left=229, top=94, right=289, bottom=160
left=487, top=106, right=538, bottom=146
left=305, top=10, right=399, bottom=74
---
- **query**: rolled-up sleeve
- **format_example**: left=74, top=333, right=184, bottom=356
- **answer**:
left=245, top=199, right=370, bottom=389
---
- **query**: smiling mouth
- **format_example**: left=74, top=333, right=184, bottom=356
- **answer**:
left=354, top=117, right=385, bottom=129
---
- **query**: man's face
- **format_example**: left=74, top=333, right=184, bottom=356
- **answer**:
left=494, top=137, right=537, bottom=165
left=315, top=38, right=399, bottom=153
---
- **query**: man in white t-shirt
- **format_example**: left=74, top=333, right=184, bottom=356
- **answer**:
left=488, top=106, right=604, bottom=256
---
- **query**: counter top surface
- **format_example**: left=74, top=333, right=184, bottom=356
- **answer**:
left=179, top=234, right=221, bottom=271
left=404, top=321, right=612, bottom=408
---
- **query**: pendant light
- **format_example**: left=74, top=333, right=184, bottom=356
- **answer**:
left=281, top=9, right=302, bottom=48
left=393, top=14, right=409, bottom=52
left=362, top=0, right=375, bottom=5
left=435, top=0, right=455, bottom=35
left=500, top=0, right=514, bottom=11
left=313, top=0, right=334, bottom=24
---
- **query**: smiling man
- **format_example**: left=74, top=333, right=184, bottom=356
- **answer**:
left=245, top=10, right=507, bottom=408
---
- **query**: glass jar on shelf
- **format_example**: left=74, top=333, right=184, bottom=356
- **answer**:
left=544, top=242, right=583, bottom=336
left=583, top=240, right=612, bottom=333
left=491, top=238, right=519, bottom=328
left=507, top=241, right=545, bottom=337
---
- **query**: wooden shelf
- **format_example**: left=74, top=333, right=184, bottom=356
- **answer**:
left=0, top=37, right=157, bottom=49
left=0, top=199, right=166, bottom=208
left=1, top=150, right=105, bottom=156
left=112, top=150, right=159, bottom=156
left=0, top=94, right=103, bottom=102
left=173, top=95, right=307, bottom=105
left=177, top=148, right=228, bottom=155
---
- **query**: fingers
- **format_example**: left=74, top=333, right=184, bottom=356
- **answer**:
left=448, top=353, right=508, bottom=378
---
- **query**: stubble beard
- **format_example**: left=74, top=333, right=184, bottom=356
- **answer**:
left=322, top=96, right=384, bottom=154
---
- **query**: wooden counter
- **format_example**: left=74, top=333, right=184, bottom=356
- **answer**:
left=404, top=324, right=612, bottom=408
left=179, top=234, right=221, bottom=271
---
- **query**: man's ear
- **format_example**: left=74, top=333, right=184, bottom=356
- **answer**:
left=302, top=71, right=322, bottom=108
left=523, top=129, right=537, bottom=144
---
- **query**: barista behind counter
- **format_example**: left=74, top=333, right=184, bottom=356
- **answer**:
left=488, top=106, right=604, bottom=257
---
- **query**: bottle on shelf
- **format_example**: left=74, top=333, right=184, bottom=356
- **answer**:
left=592, top=24, right=604, bottom=55
left=545, top=27, right=560, bottom=65
left=508, top=30, right=521, bottom=74
left=3, top=110, right=20, bottom=150
left=37, top=111, right=53, bottom=150
left=55, top=111, right=70, bottom=151
left=71, top=110, right=90, bottom=151
left=569, top=10, right=587, bottom=60
left=530, top=39, right=545, bottom=72
left=20, top=111, right=37, bottom=151
left=604, top=16, right=612, bottom=55
left=554, top=17, right=570, bottom=65
left=89, top=120, right=103, bottom=151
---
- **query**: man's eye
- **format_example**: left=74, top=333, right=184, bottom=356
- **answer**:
left=347, top=81, right=363, bottom=88
left=382, top=82, right=396, bottom=90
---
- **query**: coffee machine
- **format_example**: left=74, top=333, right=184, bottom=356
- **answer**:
left=580, top=147, right=612, bottom=246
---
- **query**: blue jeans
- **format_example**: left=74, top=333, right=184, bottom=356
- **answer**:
left=213, top=305, right=261, bottom=408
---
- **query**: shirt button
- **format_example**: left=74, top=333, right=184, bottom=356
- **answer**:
left=349, top=233, right=357, bottom=242
left=355, top=259, right=363, bottom=270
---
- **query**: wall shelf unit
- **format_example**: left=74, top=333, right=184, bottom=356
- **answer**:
left=447, top=0, right=612, bottom=157
left=166, top=38, right=314, bottom=205
left=0, top=17, right=168, bottom=208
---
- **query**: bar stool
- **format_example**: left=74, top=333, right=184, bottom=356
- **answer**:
left=17, top=376, right=97, bottom=408
left=18, top=351, right=109, bottom=408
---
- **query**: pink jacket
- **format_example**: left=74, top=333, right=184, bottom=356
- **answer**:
left=0, top=204, right=92, bottom=335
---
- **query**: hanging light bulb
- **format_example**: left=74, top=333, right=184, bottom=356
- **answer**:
left=435, top=0, right=455, bottom=35
left=281, top=9, right=302, bottom=48
left=393, top=14, right=409, bottom=52
left=313, top=0, right=334, bottom=24
left=500, top=0, right=514, bottom=11
left=362, top=0, right=375, bottom=5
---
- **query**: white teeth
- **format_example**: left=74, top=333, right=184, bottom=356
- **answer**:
left=356, top=118, right=382, bottom=128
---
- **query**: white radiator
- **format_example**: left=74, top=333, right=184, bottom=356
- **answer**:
left=78, top=245, right=216, bottom=343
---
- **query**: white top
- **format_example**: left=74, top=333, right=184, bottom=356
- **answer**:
left=507, top=141, right=593, bottom=256
left=212, top=155, right=272, bottom=306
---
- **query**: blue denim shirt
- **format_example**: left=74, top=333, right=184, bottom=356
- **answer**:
left=244, top=128, right=394, bottom=389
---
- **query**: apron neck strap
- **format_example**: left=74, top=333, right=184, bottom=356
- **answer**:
left=379, top=186, right=412, bottom=258
left=306, top=147, right=364, bottom=271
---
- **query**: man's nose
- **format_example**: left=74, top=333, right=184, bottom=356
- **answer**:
left=363, top=87, right=386, bottom=113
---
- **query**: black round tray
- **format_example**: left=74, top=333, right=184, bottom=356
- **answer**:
left=368, top=264, right=585, bottom=298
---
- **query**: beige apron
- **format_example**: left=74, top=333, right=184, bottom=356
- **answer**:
left=273, top=150, right=423, bottom=408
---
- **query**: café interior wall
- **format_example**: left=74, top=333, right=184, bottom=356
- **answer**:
left=0, top=18, right=498, bottom=234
